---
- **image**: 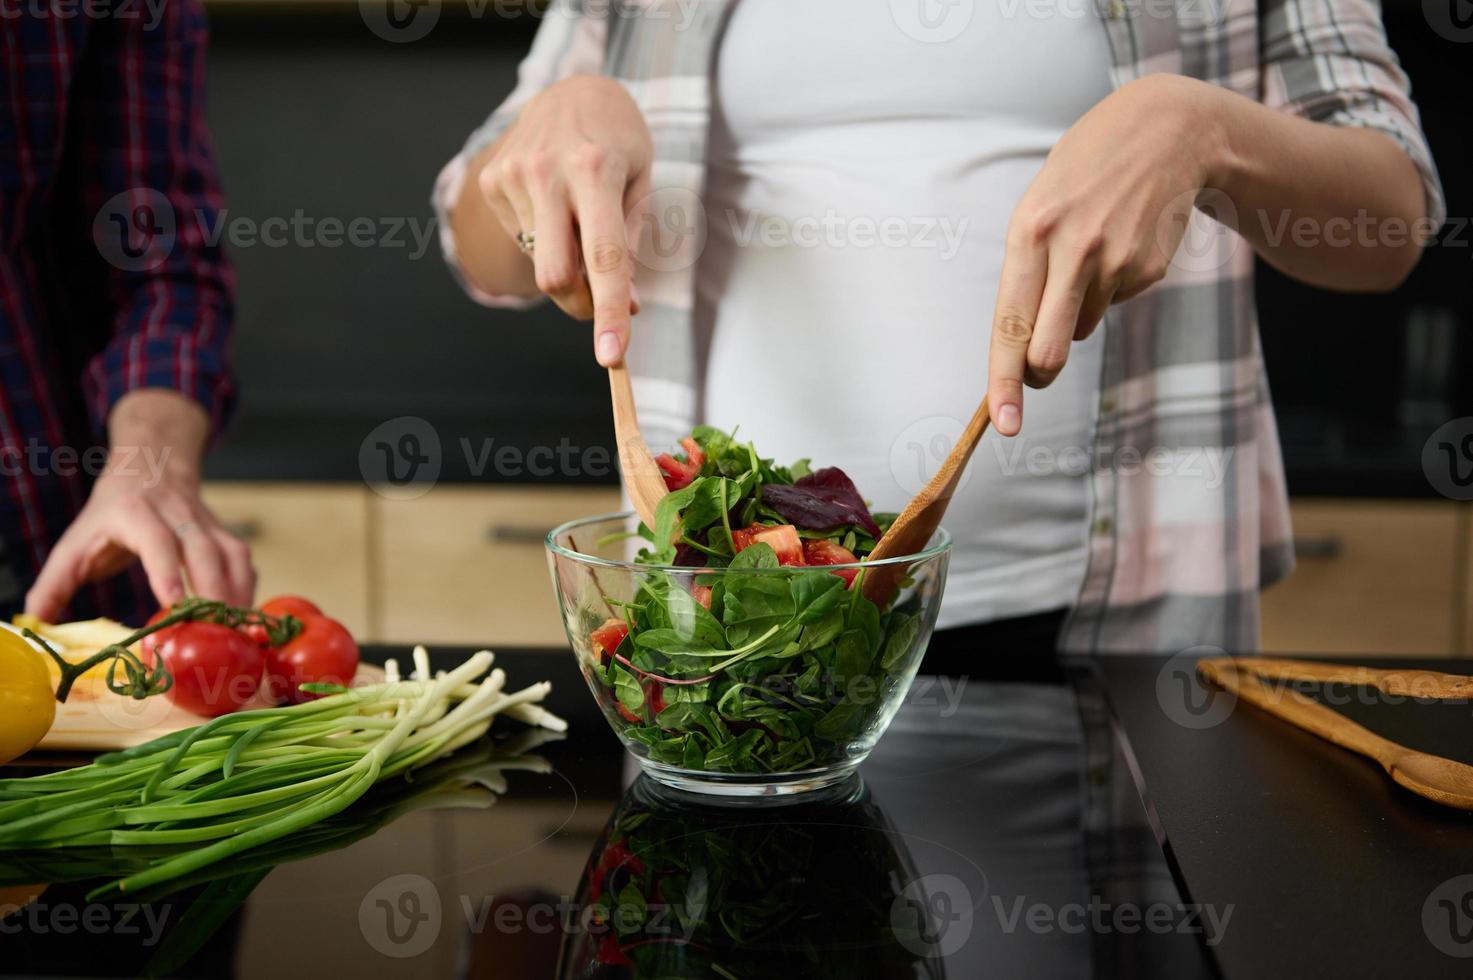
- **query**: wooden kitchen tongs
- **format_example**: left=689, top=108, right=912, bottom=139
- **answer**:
left=1197, top=656, right=1473, bottom=811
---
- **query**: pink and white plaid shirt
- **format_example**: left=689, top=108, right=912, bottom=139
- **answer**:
left=435, top=0, right=1443, bottom=653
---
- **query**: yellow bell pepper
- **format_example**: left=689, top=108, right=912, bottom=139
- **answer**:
left=0, top=626, right=57, bottom=765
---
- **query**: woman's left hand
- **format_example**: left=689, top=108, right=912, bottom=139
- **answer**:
left=987, top=74, right=1226, bottom=436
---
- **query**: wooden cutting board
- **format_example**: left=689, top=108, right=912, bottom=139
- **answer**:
left=38, top=663, right=386, bottom=753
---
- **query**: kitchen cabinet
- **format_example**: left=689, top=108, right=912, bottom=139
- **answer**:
left=1260, top=499, right=1468, bottom=656
left=372, top=485, right=621, bottom=648
left=203, top=482, right=618, bottom=647
left=201, top=483, right=373, bottom=639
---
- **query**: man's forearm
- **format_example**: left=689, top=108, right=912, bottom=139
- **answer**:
left=104, top=389, right=209, bottom=489
left=449, top=135, right=540, bottom=301
left=1200, top=82, right=1431, bottom=292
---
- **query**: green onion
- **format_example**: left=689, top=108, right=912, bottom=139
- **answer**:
left=0, top=648, right=565, bottom=897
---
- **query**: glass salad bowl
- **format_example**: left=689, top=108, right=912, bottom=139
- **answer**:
left=547, top=512, right=950, bottom=798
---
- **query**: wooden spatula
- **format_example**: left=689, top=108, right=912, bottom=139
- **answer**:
left=861, top=393, right=991, bottom=605
left=1198, top=657, right=1473, bottom=811
left=608, top=362, right=667, bottom=530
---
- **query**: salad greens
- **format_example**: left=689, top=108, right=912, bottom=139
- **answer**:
left=584, top=427, right=935, bottom=776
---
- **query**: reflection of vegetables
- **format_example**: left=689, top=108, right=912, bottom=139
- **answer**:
left=0, top=627, right=56, bottom=766
left=0, top=648, right=565, bottom=897
left=586, top=429, right=923, bottom=775
left=1, top=735, right=556, bottom=974
left=562, top=778, right=941, bottom=980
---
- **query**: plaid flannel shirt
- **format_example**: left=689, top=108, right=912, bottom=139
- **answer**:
left=0, top=0, right=235, bottom=624
left=435, top=0, right=1444, bottom=653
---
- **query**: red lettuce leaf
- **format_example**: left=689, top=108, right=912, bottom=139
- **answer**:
left=761, top=467, right=882, bottom=537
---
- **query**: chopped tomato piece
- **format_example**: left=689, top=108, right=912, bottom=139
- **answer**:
left=590, top=618, right=629, bottom=664
left=731, top=523, right=807, bottom=566
left=691, top=584, right=713, bottom=609
left=616, top=702, right=641, bottom=724
left=646, top=680, right=667, bottom=715
left=656, top=437, right=706, bottom=491
left=803, top=539, right=860, bottom=586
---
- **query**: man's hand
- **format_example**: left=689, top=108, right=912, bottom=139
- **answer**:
left=24, top=390, right=255, bottom=622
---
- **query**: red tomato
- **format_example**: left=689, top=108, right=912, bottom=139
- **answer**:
left=731, top=523, right=807, bottom=566
left=803, top=539, right=860, bottom=586
left=655, top=437, right=705, bottom=491
left=616, top=702, right=641, bottom=724
left=240, top=596, right=324, bottom=649
left=141, top=622, right=264, bottom=717
left=261, top=595, right=323, bottom=621
left=264, top=615, right=359, bottom=704
left=590, top=619, right=630, bottom=664
left=646, top=680, right=667, bottom=716
left=691, top=585, right=713, bottom=610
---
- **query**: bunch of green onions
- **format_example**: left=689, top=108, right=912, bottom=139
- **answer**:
left=0, top=649, right=565, bottom=896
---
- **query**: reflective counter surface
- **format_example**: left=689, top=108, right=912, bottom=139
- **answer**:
left=1, top=648, right=1214, bottom=979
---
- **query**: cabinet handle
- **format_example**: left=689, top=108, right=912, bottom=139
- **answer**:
left=484, top=524, right=549, bottom=546
left=221, top=519, right=261, bottom=541
left=1293, top=534, right=1343, bottom=560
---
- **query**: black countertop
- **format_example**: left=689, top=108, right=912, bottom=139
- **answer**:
left=4, top=648, right=1472, bottom=978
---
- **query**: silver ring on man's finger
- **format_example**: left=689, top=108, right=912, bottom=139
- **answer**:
left=172, top=521, right=200, bottom=538
left=516, top=231, right=535, bottom=255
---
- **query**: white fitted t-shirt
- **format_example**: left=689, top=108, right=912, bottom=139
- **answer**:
left=697, top=0, right=1115, bottom=629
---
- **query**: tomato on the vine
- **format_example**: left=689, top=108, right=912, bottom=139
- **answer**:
left=241, top=595, right=324, bottom=649
left=141, top=621, right=264, bottom=717
left=265, top=615, right=359, bottom=704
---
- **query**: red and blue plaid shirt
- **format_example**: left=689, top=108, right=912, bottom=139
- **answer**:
left=0, top=0, right=235, bottom=624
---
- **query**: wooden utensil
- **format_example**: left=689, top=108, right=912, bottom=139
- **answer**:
left=1224, top=656, right=1473, bottom=700
left=1198, top=657, right=1473, bottom=811
left=608, top=361, right=668, bottom=530
left=861, top=393, right=991, bottom=605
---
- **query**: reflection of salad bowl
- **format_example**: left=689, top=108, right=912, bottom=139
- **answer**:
left=547, top=511, right=950, bottom=798
left=557, top=775, right=946, bottom=978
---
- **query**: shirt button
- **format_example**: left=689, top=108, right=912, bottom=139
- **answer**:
left=1093, top=518, right=1113, bottom=536
left=1101, top=394, right=1118, bottom=414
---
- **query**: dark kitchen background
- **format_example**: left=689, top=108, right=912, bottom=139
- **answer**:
left=193, top=2, right=1471, bottom=656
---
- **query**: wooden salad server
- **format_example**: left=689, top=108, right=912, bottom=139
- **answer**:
left=861, top=393, right=991, bottom=606
left=609, top=361, right=668, bottom=530
left=1198, top=657, right=1473, bottom=811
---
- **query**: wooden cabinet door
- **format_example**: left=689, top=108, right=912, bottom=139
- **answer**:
left=373, top=486, right=621, bottom=648
left=1260, top=499, right=1463, bottom=656
left=201, top=483, right=372, bottom=638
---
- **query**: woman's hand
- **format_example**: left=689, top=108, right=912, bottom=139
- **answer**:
left=476, top=75, right=654, bottom=366
left=987, top=75, right=1226, bottom=435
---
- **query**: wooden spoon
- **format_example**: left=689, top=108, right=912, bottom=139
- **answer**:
left=1225, top=656, right=1473, bottom=700
left=608, top=362, right=668, bottom=530
left=861, top=393, right=991, bottom=605
left=1198, top=658, right=1473, bottom=811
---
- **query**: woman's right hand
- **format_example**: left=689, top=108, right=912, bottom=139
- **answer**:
left=478, top=75, right=653, bottom=366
